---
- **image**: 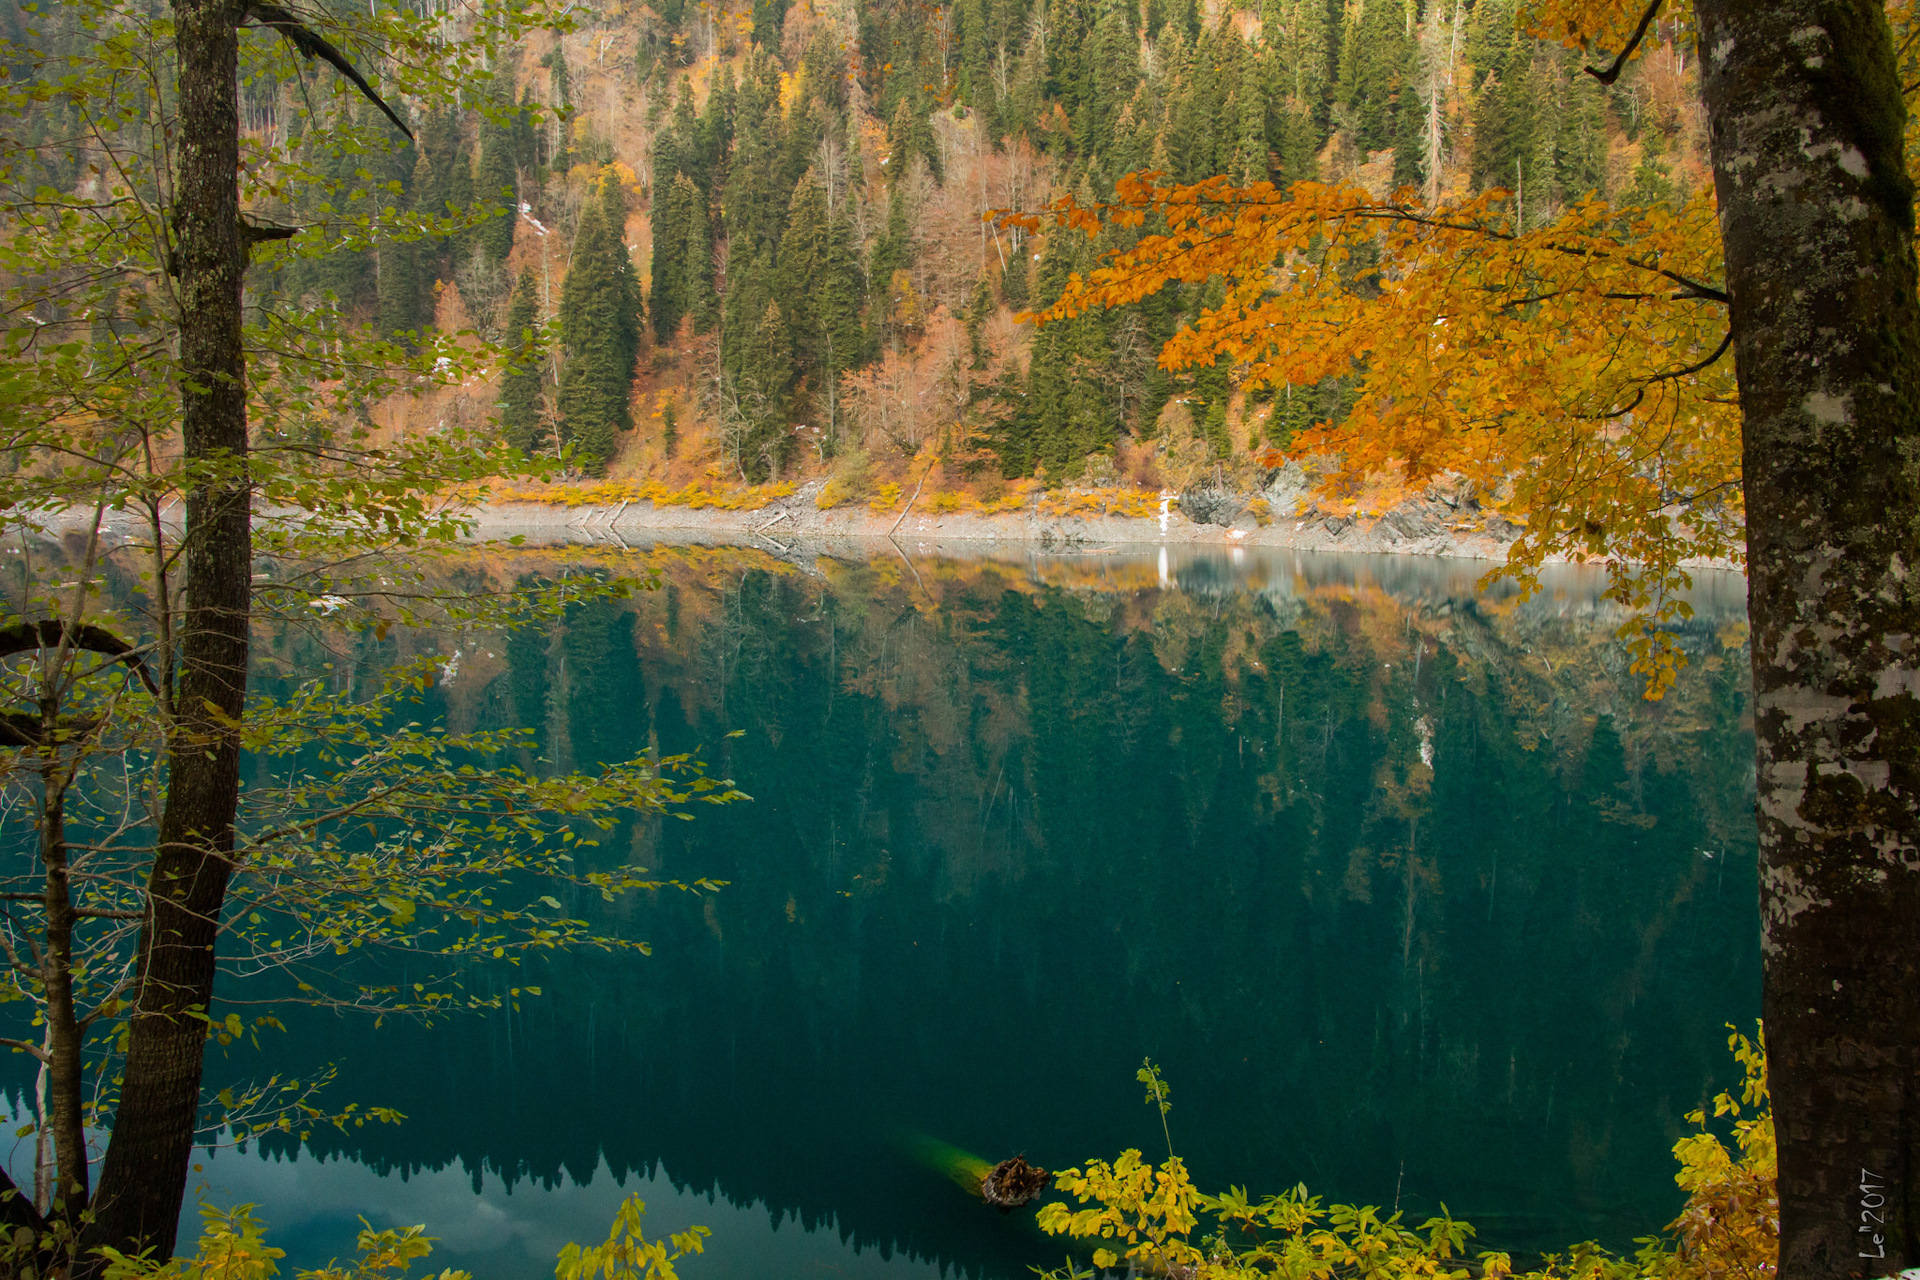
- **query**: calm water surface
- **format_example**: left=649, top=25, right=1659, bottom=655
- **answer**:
left=152, top=544, right=1763, bottom=1277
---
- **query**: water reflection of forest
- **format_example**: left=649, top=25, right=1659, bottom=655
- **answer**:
left=238, top=545, right=1759, bottom=1276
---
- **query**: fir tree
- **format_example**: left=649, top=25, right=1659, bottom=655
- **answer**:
left=515, top=85, right=542, bottom=175
left=777, top=172, right=861, bottom=419
left=546, top=43, right=575, bottom=175
left=661, top=397, right=679, bottom=457
left=887, top=95, right=943, bottom=184
left=1002, top=243, right=1031, bottom=310
left=723, top=54, right=789, bottom=256
left=375, top=233, right=424, bottom=348
left=649, top=169, right=694, bottom=341
left=680, top=176, right=718, bottom=333
left=557, top=169, right=642, bottom=474
left=1082, top=0, right=1141, bottom=156
left=500, top=267, right=546, bottom=455
left=695, top=70, right=733, bottom=187
left=966, top=271, right=995, bottom=368
left=1336, top=0, right=1410, bottom=152
left=475, top=88, right=519, bottom=265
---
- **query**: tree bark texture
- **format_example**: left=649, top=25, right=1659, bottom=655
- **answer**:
left=78, top=0, right=251, bottom=1263
left=1696, top=3, right=1920, bottom=1278
left=36, top=775, right=90, bottom=1223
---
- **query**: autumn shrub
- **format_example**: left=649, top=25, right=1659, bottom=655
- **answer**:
left=1036, top=1030, right=1775, bottom=1280
left=817, top=450, right=876, bottom=509
left=926, top=489, right=969, bottom=514
left=101, top=1193, right=707, bottom=1280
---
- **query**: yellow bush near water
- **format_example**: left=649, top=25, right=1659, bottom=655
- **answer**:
left=1036, top=1029, right=1775, bottom=1280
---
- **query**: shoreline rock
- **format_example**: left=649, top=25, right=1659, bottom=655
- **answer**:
left=466, top=483, right=1741, bottom=575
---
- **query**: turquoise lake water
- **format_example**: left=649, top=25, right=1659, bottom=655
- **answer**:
left=20, top=542, right=1764, bottom=1278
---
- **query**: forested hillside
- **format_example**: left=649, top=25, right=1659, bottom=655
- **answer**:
left=253, top=0, right=1708, bottom=491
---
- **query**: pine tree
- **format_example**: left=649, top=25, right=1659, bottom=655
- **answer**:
left=966, top=271, right=995, bottom=368
left=375, top=145, right=428, bottom=344
left=1264, top=0, right=1333, bottom=113
left=661, top=397, right=679, bottom=457
left=1336, top=0, right=1409, bottom=152
left=1390, top=26, right=1424, bottom=189
left=475, top=88, right=518, bottom=265
left=777, top=171, right=861, bottom=420
left=546, top=44, right=575, bottom=174
left=723, top=54, right=788, bottom=256
left=696, top=66, right=735, bottom=184
left=375, top=233, right=424, bottom=347
left=1556, top=73, right=1608, bottom=201
left=681, top=176, right=717, bottom=333
left=887, top=95, right=943, bottom=184
left=649, top=169, right=693, bottom=341
left=1002, top=243, right=1031, bottom=310
left=868, top=182, right=916, bottom=306
left=557, top=169, right=642, bottom=474
left=1234, top=54, right=1271, bottom=182
left=515, top=85, right=542, bottom=176
left=1082, top=0, right=1141, bottom=156
left=500, top=267, right=546, bottom=455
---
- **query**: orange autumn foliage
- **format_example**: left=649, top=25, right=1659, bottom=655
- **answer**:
left=997, top=0, right=1804, bottom=698
left=1006, top=172, right=1737, bottom=698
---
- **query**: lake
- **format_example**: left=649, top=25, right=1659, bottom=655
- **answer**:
left=44, top=541, right=1767, bottom=1278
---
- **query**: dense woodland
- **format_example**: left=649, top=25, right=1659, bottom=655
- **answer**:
left=204, top=0, right=1704, bottom=484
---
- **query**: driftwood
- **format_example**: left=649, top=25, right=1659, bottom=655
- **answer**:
left=980, top=1155, right=1049, bottom=1210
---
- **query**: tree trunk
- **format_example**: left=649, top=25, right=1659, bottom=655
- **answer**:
left=1695, top=3, right=1920, bottom=1277
left=77, top=0, right=251, bottom=1263
left=36, top=774, right=90, bottom=1223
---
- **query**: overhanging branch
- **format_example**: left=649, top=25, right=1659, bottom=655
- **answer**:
left=1585, top=0, right=1664, bottom=85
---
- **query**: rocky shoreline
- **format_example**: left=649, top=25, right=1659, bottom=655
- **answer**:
left=467, top=471, right=1748, bottom=579
left=469, top=470, right=1536, bottom=561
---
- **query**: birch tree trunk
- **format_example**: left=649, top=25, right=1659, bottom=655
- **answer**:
left=1695, top=1, right=1920, bottom=1275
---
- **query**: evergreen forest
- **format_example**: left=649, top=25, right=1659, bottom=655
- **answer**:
left=206, top=0, right=1703, bottom=483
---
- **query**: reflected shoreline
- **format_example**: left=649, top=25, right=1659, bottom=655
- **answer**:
left=482, top=529, right=1749, bottom=618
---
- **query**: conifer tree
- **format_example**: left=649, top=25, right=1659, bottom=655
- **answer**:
left=777, top=172, right=861, bottom=419
left=967, top=271, right=995, bottom=369
left=1082, top=0, right=1142, bottom=156
left=696, top=67, right=735, bottom=183
left=375, top=232, right=424, bottom=348
left=546, top=44, right=575, bottom=174
left=375, top=147, right=428, bottom=344
left=887, top=95, right=943, bottom=184
left=959, top=0, right=997, bottom=130
left=723, top=55, right=789, bottom=255
left=742, top=298, right=793, bottom=476
left=868, top=182, right=916, bottom=309
left=681, top=177, right=718, bottom=333
left=557, top=169, right=642, bottom=474
left=1234, top=55, right=1271, bottom=182
left=649, top=168, right=693, bottom=341
left=475, top=88, right=519, bottom=265
left=1390, top=30, right=1424, bottom=189
left=1264, top=0, right=1333, bottom=114
left=1002, top=243, right=1031, bottom=310
left=515, top=85, right=542, bottom=176
left=1336, top=0, right=1409, bottom=152
left=500, top=267, right=546, bottom=454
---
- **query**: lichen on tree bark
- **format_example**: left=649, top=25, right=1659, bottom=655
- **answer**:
left=1695, top=1, right=1920, bottom=1275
